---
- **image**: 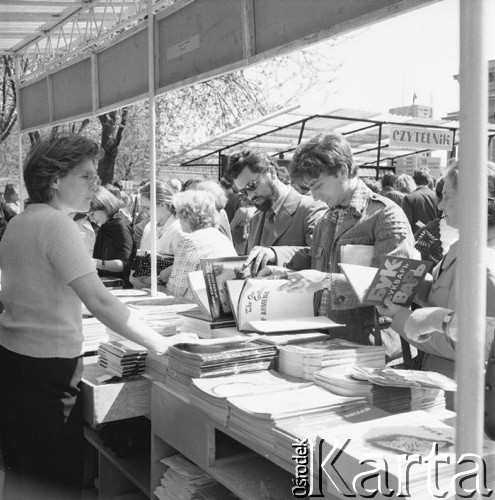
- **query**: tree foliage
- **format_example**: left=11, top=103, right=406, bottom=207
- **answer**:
left=0, top=56, right=18, bottom=145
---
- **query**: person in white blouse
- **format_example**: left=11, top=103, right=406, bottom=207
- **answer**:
left=130, top=181, right=184, bottom=289
left=164, top=189, right=237, bottom=300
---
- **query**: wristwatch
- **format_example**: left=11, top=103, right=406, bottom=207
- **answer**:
left=441, top=311, right=455, bottom=334
left=322, top=274, right=331, bottom=290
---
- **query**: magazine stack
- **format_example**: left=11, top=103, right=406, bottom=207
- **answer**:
left=98, top=339, right=148, bottom=378
left=278, top=339, right=385, bottom=380
left=166, top=340, right=278, bottom=395
left=189, top=370, right=312, bottom=426
left=227, top=385, right=366, bottom=451
left=315, top=366, right=453, bottom=412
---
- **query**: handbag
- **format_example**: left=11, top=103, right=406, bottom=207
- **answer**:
left=131, top=251, right=174, bottom=278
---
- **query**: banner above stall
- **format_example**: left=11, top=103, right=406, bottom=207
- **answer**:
left=9, top=0, right=440, bottom=133
left=389, top=125, right=455, bottom=151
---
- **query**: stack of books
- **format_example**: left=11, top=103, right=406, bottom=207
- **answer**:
left=177, top=308, right=241, bottom=339
left=313, top=366, right=373, bottom=397
left=166, top=339, right=278, bottom=395
left=369, top=385, right=446, bottom=413
left=227, top=385, right=366, bottom=452
left=98, top=339, right=148, bottom=378
left=154, top=454, right=234, bottom=500
left=189, top=370, right=312, bottom=426
left=315, top=366, right=453, bottom=413
left=317, top=410, right=495, bottom=499
left=278, top=339, right=385, bottom=381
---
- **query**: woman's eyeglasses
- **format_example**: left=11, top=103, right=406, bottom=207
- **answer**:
left=82, top=173, right=101, bottom=188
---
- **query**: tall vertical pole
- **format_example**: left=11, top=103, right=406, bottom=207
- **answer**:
left=456, top=2, right=488, bottom=498
left=14, top=56, right=24, bottom=210
left=148, top=0, right=157, bottom=296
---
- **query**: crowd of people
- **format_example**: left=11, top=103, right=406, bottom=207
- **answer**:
left=0, top=130, right=492, bottom=498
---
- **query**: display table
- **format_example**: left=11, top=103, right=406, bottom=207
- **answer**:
left=81, top=297, right=455, bottom=500
left=82, top=358, right=345, bottom=499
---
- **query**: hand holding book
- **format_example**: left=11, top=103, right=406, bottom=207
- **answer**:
left=242, top=245, right=277, bottom=276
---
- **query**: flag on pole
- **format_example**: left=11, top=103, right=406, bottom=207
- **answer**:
left=412, top=91, right=418, bottom=105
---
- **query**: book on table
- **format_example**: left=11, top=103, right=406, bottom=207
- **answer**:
left=225, top=278, right=343, bottom=334
left=186, top=255, right=250, bottom=328
left=339, top=255, right=432, bottom=306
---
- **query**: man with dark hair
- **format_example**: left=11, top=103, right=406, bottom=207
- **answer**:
left=260, top=132, right=415, bottom=349
left=226, top=150, right=326, bottom=273
left=402, top=167, right=441, bottom=232
left=379, top=172, right=405, bottom=206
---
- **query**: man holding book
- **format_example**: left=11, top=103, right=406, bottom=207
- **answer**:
left=227, top=150, right=327, bottom=273
left=260, top=133, right=415, bottom=350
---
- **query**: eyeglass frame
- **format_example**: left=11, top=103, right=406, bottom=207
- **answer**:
left=237, top=168, right=267, bottom=197
left=81, top=172, right=101, bottom=188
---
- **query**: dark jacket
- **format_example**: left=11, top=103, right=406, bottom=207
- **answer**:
left=402, top=185, right=441, bottom=233
left=379, top=186, right=405, bottom=207
left=246, top=187, right=327, bottom=270
left=93, top=212, right=135, bottom=287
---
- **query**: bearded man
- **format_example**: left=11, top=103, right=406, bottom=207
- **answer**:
left=227, top=150, right=327, bottom=274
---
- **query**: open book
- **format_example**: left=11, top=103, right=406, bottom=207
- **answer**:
left=340, top=255, right=431, bottom=306
left=186, top=256, right=249, bottom=326
left=225, top=278, right=342, bottom=333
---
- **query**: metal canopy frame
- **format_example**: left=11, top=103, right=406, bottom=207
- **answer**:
left=169, top=105, right=495, bottom=177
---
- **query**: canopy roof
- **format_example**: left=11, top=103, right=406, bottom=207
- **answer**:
left=167, top=105, right=495, bottom=173
left=0, top=0, right=149, bottom=56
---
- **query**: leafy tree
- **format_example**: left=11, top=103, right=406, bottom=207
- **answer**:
left=98, top=109, right=129, bottom=184
left=0, top=56, right=18, bottom=145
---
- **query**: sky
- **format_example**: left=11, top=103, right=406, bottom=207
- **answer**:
left=310, top=0, right=495, bottom=119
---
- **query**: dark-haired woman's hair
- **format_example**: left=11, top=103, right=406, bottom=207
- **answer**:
left=90, top=186, right=122, bottom=218
left=23, top=134, right=102, bottom=203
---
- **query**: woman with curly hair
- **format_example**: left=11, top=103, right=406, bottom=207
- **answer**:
left=164, top=190, right=237, bottom=299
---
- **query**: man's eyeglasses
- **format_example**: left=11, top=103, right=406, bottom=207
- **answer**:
left=239, top=170, right=265, bottom=197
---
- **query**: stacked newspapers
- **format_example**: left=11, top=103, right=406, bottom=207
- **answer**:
left=278, top=338, right=385, bottom=380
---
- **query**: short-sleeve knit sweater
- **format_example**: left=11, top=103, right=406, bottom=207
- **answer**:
left=0, top=204, right=96, bottom=358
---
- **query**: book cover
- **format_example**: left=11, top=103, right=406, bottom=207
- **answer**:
left=187, top=271, right=211, bottom=319
left=200, top=256, right=250, bottom=321
left=231, top=278, right=343, bottom=333
left=340, top=256, right=431, bottom=306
